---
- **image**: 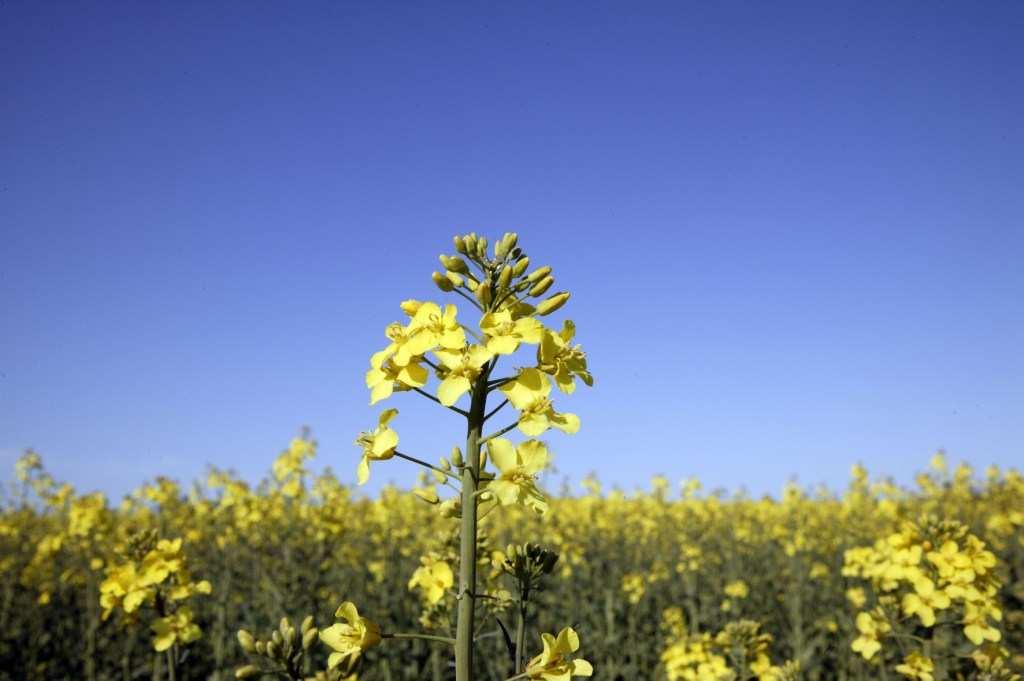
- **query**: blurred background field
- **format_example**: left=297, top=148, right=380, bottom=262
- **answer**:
left=3, top=446, right=1021, bottom=680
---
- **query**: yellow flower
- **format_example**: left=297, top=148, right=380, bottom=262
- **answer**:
left=480, top=308, right=543, bottom=355
left=407, top=302, right=466, bottom=355
left=901, top=577, right=950, bottom=627
left=355, top=409, right=399, bottom=485
left=151, top=607, right=201, bottom=652
left=484, top=438, right=549, bottom=514
left=500, top=368, right=580, bottom=436
left=319, top=601, right=381, bottom=670
left=851, top=611, right=889, bottom=660
left=408, top=556, right=454, bottom=605
left=100, top=562, right=150, bottom=618
left=433, top=344, right=492, bottom=406
left=725, top=580, right=749, bottom=599
left=138, top=539, right=183, bottom=587
left=895, top=652, right=935, bottom=681
left=537, top=320, right=592, bottom=394
left=525, top=627, right=593, bottom=680
left=365, top=357, right=428, bottom=405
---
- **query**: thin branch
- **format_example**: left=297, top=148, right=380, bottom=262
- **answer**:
left=483, top=399, right=509, bottom=422
left=383, top=632, right=457, bottom=646
left=452, top=287, right=483, bottom=311
left=487, top=376, right=515, bottom=391
left=393, top=451, right=461, bottom=484
left=481, top=422, right=519, bottom=444
left=461, top=324, right=484, bottom=343
left=412, top=387, right=469, bottom=417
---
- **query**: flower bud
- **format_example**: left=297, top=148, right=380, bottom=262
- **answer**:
left=271, top=631, right=283, bottom=647
left=475, top=236, right=488, bottom=259
left=453, top=235, right=467, bottom=254
left=415, top=487, right=440, bottom=504
left=237, top=630, right=256, bottom=653
left=302, top=627, right=319, bottom=650
left=279, top=617, right=291, bottom=639
left=440, top=254, right=469, bottom=274
left=498, top=265, right=512, bottom=290
left=399, top=299, right=422, bottom=316
left=301, top=615, right=315, bottom=634
left=529, top=275, right=554, bottom=297
left=451, top=447, right=465, bottom=467
left=445, top=271, right=464, bottom=287
left=475, top=281, right=492, bottom=306
left=513, top=256, right=530, bottom=277
left=526, top=265, right=552, bottom=283
left=432, top=271, right=454, bottom=292
left=255, top=641, right=266, bottom=656
left=439, top=457, right=451, bottom=471
left=266, top=640, right=280, bottom=660
left=536, top=292, right=570, bottom=316
left=236, top=665, right=261, bottom=679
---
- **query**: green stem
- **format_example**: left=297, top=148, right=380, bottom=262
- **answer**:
left=384, top=632, right=457, bottom=645
left=393, top=450, right=461, bottom=484
left=456, top=375, right=489, bottom=681
left=412, top=387, right=470, bottom=417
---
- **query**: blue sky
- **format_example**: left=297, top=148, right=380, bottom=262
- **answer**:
left=2, top=2, right=1022, bottom=499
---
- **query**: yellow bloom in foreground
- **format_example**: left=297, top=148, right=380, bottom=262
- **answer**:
left=895, top=652, right=935, bottom=681
left=526, top=627, right=593, bottom=680
left=480, top=308, right=543, bottom=355
left=434, top=344, right=492, bottom=406
left=407, top=302, right=466, bottom=355
left=151, top=607, right=201, bottom=652
left=365, top=357, right=428, bottom=405
left=355, top=409, right=399, bottom=485
left=408, top=556, right=454, bottom=605
left=319, top=601, right=382, bottom=670
left=485, top=438, right=549, bottom=514
left=500, top=368, right=580, bottom=436
left=537, top=320, right=592, bottom=394
left=99, top=562, right=149, bottom=618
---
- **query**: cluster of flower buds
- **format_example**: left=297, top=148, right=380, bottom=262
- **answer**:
left=235, top=616, right=319, bottom=680
left=502, top=543, right=560, bottom=598
left=432, top=232, right=570, bottom=316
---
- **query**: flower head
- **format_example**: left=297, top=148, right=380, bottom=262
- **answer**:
left=319, top=601, right=381, bottom=670
left=355, top=409, right=399, bottom=485
left=485, top=438, right=549, bottom=514
left=526, top=627, right=593, bottom=680
left=500, top=368, right=579, bottom=436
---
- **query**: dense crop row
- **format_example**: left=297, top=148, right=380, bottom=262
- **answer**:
left=1, top=449, right=1021, bottom=680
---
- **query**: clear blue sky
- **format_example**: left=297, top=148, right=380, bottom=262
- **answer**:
left=2, top=2, right=1022, bottom=499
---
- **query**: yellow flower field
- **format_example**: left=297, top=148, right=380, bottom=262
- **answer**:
left=3, top=449, right=1022, bottom=680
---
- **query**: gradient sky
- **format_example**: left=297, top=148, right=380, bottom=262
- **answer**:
left=2, top=2, right=1022, bottom=500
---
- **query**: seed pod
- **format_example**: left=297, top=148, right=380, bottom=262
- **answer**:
left=513, top=256, right=530, bottom=277
left=237, top=630, right=256, bottom=653
left=536, top=292, right=570, bottom=316
left=432, top=271, right=454, bottom=292
left=526, top=265, right=552, bottom=283
left=302, top=627, right=319, bottom=650
left=235, top=665, right=261, bottom=679
left=529, top=275, right=554, bottom=297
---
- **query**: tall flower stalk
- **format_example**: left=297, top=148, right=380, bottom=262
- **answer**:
left=355, top=232, right=593, bottom=681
